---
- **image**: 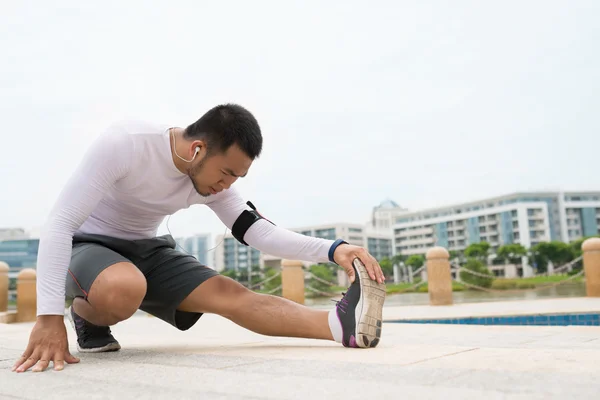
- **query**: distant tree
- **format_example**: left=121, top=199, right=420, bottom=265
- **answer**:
left=262, top=267, right=282, bottom=292
left=405, top=254, right=425, bottom=271
left=459, top=258, right=494, bottom=288
left=309, top=264, right=335, bottom=293
left=569, top=235, right=600, bottom=257
left=391, top=254, right=406, bottom=265
left=464, top=242, right=491, bottom=261
left=496, top=244, right=527, bottom=264
left=531, top=241, right=576, bottom=273
left=221, top=269, right=237, bottom=280
left=379, top=257, right=394, bottom=279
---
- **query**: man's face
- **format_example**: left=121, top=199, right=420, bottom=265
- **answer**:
left=187, top=143, right=253, bottom=197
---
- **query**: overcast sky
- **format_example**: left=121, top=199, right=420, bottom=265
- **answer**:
left=1, top=1, right=599, bottom=244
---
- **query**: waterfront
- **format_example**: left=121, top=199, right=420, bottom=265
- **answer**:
left=306, top=282, right=586, bottom=308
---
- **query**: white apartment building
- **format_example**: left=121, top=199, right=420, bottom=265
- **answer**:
left=174, top=233, right=211, bottom=266
left=0, top=228, right=28, bottom=240
left=214, top=222, right=394, bottom=272
left=214, top=232, right=262, bottom=273
left=369, top=199, right=410, bottom=232
left=393, top=191, right=600, bottom=257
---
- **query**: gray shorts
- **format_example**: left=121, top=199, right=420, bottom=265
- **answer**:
left=66, top=232, right=220, bottom=330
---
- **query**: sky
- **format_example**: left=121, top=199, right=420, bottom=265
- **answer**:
left=1, top=1, right=599, bottom=244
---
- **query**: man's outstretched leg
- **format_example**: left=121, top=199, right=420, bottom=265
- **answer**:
left=178, top=258, right=386, bottom=348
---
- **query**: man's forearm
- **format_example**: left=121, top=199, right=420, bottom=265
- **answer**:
left=242, top=219, right=338, bottom=263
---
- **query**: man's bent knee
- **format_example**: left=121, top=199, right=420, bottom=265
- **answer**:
left=87, top=262, right=147, bottom=324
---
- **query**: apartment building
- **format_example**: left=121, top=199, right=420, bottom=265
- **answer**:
left=174, top=233, right=211, bottom=266
left=369, top=199, right=409, bottom=232
left=393, top=191, right=600, bottom=257
left=214, top=222, right=394, bottom=272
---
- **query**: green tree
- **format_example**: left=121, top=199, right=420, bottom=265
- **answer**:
left=237, top=264, right=262, bottom=287
left=309, top=264, right=335, bottom=293
left=496, top=244, right=527, bottom=264
left=459, top=258, right=494, bottom=288
left=405, top=254, right=425, bottom=271
left=570, top=235, right=600, bottom=257
left=531, top=241, right=576, bottom=273
left=221, top=269, right=237, bottom=280
left=379, top=257, right=394, bottom=280
left=464, top=242, right=490, bottom=261
left=391, top=254, right=406, bottom=265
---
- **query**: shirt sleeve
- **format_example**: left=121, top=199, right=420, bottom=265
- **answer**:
left=205, top=188, right=335, bottom=263
left=36, top=128, right=134, bottom=316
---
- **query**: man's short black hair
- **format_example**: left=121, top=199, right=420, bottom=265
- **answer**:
left=184, top=103, right=263, bottom=159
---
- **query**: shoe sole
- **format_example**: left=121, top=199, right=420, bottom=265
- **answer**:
left=67, top=306, right=122, bottom=353
left=353, top=258, right=386, bottom=348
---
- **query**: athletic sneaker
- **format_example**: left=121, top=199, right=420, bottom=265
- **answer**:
left=68, top=306, right=121, bottom=353
left=335, top=258, right=386, bottom=348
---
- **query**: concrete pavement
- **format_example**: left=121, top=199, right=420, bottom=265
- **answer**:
left=1, top=298, right=600, bottom=399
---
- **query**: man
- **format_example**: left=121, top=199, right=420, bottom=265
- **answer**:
left=12, top=104, right=386, bottom=373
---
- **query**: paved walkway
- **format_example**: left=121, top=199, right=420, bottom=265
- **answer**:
left=1, top=298, right=600, bottom=399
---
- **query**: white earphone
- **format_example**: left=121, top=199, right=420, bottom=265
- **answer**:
left=171, top=128, right=201, bottom=163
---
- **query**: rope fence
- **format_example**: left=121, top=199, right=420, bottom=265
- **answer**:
left=234, top=248, right=589, bottom=300
left=248, top=271, right=282, bottom=290
left=454, top=268, right=585, bottom=294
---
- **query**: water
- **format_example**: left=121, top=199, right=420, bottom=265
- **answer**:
left=306, top=282, right=587, bottom=309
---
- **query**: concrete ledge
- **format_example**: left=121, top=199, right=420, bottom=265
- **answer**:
left=0, top=311, right=17, bottom=324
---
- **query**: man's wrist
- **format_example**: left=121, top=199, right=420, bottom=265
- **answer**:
left=37, top=314, right=65, bottom=325
left=328, top=239, right=348, bottom=264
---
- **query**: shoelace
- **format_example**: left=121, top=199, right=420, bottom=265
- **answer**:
left=331, top=292, right=350, bottom=312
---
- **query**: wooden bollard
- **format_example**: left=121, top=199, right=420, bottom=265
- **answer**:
left=17, top=269, right=37, bottom=322
left=582, top=238, right=600, bottom=297
left=0, top=262, right=8, bottom=312
left=426, top=247, right=453, bottom=306
left=281, top=259, right=305, bottom=305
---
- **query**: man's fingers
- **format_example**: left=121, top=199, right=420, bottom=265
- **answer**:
left=360, top=251, right=377, bottom=281
left=12, top=343, right=33, bottom=372
left=373, top=256, right=385, bottom=284
left=65, top=351, right=80, bottom=364
left=53, top=358, right=65, bottom=371
left=346, top=264, right=356, bottom=283
left=16, top=353, right=39, bottom=373
left=32, top=354, right=50, bottom=373
left=12, top=354, right=28, bottom=372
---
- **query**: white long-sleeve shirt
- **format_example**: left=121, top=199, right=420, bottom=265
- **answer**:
left=36, top=120, right=335, bottom=316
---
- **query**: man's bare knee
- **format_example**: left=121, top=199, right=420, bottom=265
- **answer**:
left=87, top=262, right=147, bottom=324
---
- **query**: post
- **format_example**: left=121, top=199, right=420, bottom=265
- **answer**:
left=426, top=247, right=453, bottom=306
left=0, top=262, right=8, bottom=312
left=582, top=238, right=600, bottom=297
left=17, top=269, right=37, bottom=322
left=281, top=259, right=305, bottom=305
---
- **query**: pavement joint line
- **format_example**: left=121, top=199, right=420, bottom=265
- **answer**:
left=517, top=333, right=560, bottom=345
left=0, top=393, right=25, bottom=400
left=215, top=359, right=270, bottom=370
left=402, top=347, right=480, bottom=366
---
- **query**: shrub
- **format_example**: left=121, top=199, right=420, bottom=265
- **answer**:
left=262, top=267, right=282, bottom=292
left=459, top=258, right=494, bottom=288
left=309, top=264, right=335, bottom=293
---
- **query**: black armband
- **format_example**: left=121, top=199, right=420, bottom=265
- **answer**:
left=231, top=201, right=275, bottom=246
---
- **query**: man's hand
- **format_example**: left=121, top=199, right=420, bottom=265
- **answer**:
left=12, top=315, right=80, bottom=373
left=333, top=244, right=385, bottom=284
